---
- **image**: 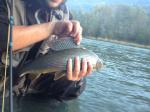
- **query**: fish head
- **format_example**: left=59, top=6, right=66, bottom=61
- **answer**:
left=95, top=59, right=104, bottom=70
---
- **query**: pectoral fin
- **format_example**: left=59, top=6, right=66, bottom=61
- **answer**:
left=54, top=71, right=66, bottom=80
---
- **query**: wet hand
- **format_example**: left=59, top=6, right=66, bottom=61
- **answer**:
left=66, top=57, right=93, bottom=81
left=52, top=20, right=83, bottom=45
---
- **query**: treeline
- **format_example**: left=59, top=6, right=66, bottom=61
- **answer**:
left=72, top=5, right=150, bottom=45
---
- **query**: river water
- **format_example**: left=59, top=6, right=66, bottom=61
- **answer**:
left=1, top=38, right=150, bottom=112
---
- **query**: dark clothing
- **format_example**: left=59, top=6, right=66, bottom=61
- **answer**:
left=0, top=0, right=9, bottom=51
left=0, top=0, right=86, bottom=100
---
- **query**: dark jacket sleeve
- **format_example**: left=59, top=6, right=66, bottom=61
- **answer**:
left=0, top=0, right=9, bottom=51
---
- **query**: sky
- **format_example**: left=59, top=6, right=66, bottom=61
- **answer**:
left=67, top=0, right=150, bottom=5
left=67, top=0, right=150, bottom=10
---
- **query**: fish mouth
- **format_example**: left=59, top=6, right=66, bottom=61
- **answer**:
left=96, top=59, right=104, bottom=70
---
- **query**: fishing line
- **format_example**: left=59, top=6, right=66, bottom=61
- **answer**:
left=1, top=0, right=14, bottom=112
left=1, top=25, right=10, bottom=112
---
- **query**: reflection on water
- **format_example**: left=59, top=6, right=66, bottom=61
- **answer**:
left=13, top=96, right=80, bottom=112
left=1, top=38, right=150, bottom=112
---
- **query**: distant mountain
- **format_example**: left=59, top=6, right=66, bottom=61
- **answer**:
left=67, top=0, right=150, bottom=10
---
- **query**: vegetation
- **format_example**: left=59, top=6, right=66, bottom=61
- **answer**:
left=72, top=5, right=150, bottom=45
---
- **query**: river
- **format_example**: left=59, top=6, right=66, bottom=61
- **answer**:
left=1, top=38, right=150, bottom=112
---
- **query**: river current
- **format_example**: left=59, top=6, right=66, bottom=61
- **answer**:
left=1, top=38, right=150, bottom=112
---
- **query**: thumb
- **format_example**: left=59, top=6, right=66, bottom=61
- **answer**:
left=63, top=21, right=73, bottom=35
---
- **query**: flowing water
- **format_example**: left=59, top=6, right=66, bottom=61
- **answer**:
left=1, top=38, right=150, bottom=112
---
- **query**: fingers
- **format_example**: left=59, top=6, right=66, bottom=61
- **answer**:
left=52, top=21, right=73, bottom=36
left=52, top=20, right=83, bottom=45
left=67, top=57, right=93, bottom=81
left=71, top=21, right=80, bottom=37
left=65, top=21, right=73, bottom=35
left=86, top=62, right=93, bottom=76
left=73, top=57, right=80, bottom=80
left=71, top=21, right=82, bottom=45
left=78, top=58, right=88, bottom=80
left=67, top=58, right=73, bottom=80
left=75, top=27, right=82, bottom=45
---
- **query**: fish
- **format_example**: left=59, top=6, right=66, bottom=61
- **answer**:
left=50, top=36, right=81, bottom=51
left=18, top=48, right=103, bottom=80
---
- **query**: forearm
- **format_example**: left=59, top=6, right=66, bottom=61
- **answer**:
left=13, top=22, right=54, bottom=51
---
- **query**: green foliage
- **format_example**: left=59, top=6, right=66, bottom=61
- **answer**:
left=72, top=5, right=150, bottom=45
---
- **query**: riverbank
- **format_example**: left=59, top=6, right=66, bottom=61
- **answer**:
left=86, top=37, right=150, bottom=49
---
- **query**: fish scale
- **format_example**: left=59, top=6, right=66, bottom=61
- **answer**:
left=50, top=37, right=81, bottom=51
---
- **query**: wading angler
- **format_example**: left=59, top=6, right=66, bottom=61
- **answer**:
left=0, top=0, right=103, bottom=111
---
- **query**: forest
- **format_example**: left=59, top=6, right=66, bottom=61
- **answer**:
left=72, top=5, right=150, bottom=45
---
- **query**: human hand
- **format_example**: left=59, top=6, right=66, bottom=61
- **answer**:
left=66, top=57, right=93, bottom=81
left=51, top=20, right=83, bottom=45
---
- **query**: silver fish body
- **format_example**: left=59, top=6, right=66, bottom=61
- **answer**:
left=19, top=48, right=103, bottom=80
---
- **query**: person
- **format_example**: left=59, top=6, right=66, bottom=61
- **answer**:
left=0, top=0, right=93, bottom=100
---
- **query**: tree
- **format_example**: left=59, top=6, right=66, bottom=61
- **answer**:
left=72, top=5, right=150, bottom=45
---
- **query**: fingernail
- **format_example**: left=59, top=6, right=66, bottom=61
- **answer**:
left=68, top=58, right=72, bottom=62
left=71, top=34, right=74, bottom=37
left=77, top=42, right=80, bottom=45
left=71, top=33, right=76, bottom=37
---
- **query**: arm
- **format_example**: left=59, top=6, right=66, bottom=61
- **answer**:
left=13, top=23, right=54, bottom=51
left=0, top=0, right=54, bottom=52
left=13, top=20, right=82, bottom=51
